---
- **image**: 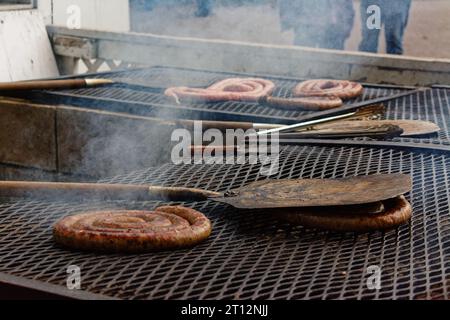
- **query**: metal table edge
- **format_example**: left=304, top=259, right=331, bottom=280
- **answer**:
left=0, top=272, right=117, bottom=300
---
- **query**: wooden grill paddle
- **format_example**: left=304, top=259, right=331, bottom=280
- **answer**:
left=0, top=174, right=411, bottom=209
left=274, top=124, right=404, bottom=140
left=178, top=117, right=439, bottom=138
left=308, top=120, right=440, bottom=137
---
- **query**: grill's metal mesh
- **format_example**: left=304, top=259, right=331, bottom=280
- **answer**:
left=30, top=66, right=450, bottom=146
left=0, top=145, right=449, bottom=300
left=387, top=88, right=450, bottom=145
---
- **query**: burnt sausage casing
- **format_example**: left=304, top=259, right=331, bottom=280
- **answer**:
left=278, top=196, right=412, bottom=232
left=53, top=206, right=212, bottom=253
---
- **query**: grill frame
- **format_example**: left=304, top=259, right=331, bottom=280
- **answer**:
left=19, top=66, right=450, bottom=148
left=17, top=67, right=412, bottom=117
left=1, top=66, right=450, bottom=300
left=1, top=144, right=450, bottom=300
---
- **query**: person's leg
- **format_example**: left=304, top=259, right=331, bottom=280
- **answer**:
left=324, top=18, right=353, bottom=51
left=144, top=0, right=156, bottom=11
left=384, top=1, right=411, bottom=54
left=130, top=0, right=155, bottom=11
left=321, top=30, right=346, bottom=50
left=358, top=0, right=381, bottom=53
left=329, top=36, right=346, bottom=50
left=195, top=0, right=212, bottom=17
left=293, top=27, right=321, bottom=48
left=384, top=14, right=405, bottom=54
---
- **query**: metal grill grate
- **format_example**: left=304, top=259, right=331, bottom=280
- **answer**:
left=387, top=87, right=450, bottom=145
left=25, top=66, right=450, bottom=146
left=0, top=145, right=449, bottom=300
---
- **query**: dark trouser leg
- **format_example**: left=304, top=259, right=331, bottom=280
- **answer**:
left=130, top=0, right=155, bottom=11
left=359, top=26, right=380, bottom=53
left=384, top=5, right=409, bottom=55
left=359, top=0, right=382, bottom=53
left=293, top=28, right=322, bottom=48
left=322, top=29, right=347, bottom=50
left=196, top=0, right=212, bottom=17
left=330, top=37, right=346, bottom=50
left=144, top=0, right=156, bottom=11
left=384, top=14, right=405, bottom=54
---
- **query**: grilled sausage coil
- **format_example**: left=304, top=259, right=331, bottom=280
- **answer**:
left=261, top=95, right=344, bottom=111
left=278, top=196, right=412, bottom=232
left=292, top=79, right=364, bottom=99
left=165, top=78, right=275, bottom=103
left=53, top=206, right=212, bottom=252
left=263, top=79, right=364, bottom=111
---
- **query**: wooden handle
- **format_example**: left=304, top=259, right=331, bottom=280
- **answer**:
left=278, top=124, right=404, bottom=140
left=0, top=79, right=113, bottom=92
left=175, top=119, right=254, bottom=131
left=0, top=79, right=87, bottom=91
left=0, top=181, right=221, bottom=202
left=147, top=186, right=221, bottom=201
left=0, top=181, right=150, bottom=201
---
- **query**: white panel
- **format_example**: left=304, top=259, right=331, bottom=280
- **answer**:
left=0, top=37, right=12, bottom=82
left=0, top=10, right=59, bottom=81
left=37, top=0, right=53, bottom=25
left=95, top=0, right=130, bottom=32
left=52, top=0, right=129, bottom=32
left=53, top=0, right=94, bottom=29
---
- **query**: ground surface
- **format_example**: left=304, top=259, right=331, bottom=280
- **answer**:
left=131, top=0, right=450, bottom=60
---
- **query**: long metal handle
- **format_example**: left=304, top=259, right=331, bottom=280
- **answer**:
left=256, top=104, right=385, bottom=136
left=0, top=181, right=221, bottom=202
left=256, top=112, right=354, bottom=136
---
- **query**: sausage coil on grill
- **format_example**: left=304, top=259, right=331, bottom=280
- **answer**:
left=165, top=78, right=275, bottom=103
left=165, top=77, right=363, bottom=111
left=260, top=95, right=344, bottom=111
left=262, top=79, right=364, bottom=110
left=277, top=196, right=412, bottom=232
left=53, top=206, right=212, bottom=253
left=292, top=79, right=364, bottom=99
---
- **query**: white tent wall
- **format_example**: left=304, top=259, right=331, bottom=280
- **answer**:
left=0, top=1, right=129, bottom=81
left=0, top=9, right=58, bottom=81
left=37, top=0, right=130, bottom=32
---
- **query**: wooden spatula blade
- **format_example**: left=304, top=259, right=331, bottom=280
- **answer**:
left=213, top=174, right=412, bottom=209
left=311, top=120, right=440, bottom=137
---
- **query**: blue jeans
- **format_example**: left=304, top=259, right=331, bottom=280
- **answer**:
left=294, top=28, right=348, bottom=50
left=135, top=1, right=212, bottom=14
left=196, top=0, right=213, bottom=17
left=359, top=0, right=411, bottom=54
